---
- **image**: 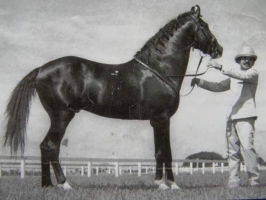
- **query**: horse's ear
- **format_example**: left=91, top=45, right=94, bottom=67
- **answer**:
left=191, top=5, right=201, bottom=18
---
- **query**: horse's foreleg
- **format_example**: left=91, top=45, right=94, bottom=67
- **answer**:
left=151, top=117, right=170, bottom=189
left=151, top=117, right=180, bottom=190
left=152, top=122, right=165, bottom=183
left=163, top=126, right=180, bottom=190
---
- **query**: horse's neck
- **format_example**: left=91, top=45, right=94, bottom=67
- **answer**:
left=162, top=50, right=190, bottom=91
left=164, top=21, right=195, bottom=74
left=158, top=21, right=196, bottom=90
left=136, top=18, right=196, bottom=89
left=163, top=48, right=191, bottom=76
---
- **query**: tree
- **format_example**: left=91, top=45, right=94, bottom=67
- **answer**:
left=183, top=151, right=226, bottom=167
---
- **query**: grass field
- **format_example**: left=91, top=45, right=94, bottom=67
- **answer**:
left=1, top=172, right=266, bottom=200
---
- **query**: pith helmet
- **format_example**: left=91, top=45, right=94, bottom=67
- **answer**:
left=235, top=46, right=257, bottom=63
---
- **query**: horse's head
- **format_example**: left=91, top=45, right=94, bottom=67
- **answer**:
left=190, top=5, right=223, bottom=59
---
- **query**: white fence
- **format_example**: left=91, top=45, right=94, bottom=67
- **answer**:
left=3, top=155, right=264, bottom=179
left=2, top=156, right=264, bottom=179
left=0, top=156, right=235, bottom=179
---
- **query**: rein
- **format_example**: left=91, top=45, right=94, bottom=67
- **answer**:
left=134, top=56, right=208, bottom=96
left=179, top=56, right=203, bottom=96
left=134, top=57, right=179, bottom=94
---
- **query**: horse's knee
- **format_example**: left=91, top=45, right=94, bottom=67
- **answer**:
left=155, top=152, right=172, bottom=164
left=155, top=150, right=163, bottom=161
left=40, top=141, right=47, bottom=152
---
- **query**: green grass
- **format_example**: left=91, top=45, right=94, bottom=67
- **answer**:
left=1, top=172, right=266, bottom=200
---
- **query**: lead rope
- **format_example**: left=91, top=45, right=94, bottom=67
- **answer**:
left=180, top=56, right=203, bottom=96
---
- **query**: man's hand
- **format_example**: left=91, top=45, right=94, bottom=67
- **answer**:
left=207, top=60, right=222, bottom=70
left=191, top=78, right=200, bottom=87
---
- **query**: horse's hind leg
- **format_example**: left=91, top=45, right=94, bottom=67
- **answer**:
left=40, top=109, right=75, bottom=189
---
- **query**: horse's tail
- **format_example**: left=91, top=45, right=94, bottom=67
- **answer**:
left=4, top=68, right=40, bottom=155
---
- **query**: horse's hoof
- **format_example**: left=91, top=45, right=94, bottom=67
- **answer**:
left=42, top=183, right=54, bottom=188
left=158, top=183, right=170, bottom=190
left=170, top=182, right=181, bottom=190
left=155, top=179, right=165, bottom=186
left=57, top=181, right=73, bottom=190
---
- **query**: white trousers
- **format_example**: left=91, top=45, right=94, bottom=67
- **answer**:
left=226, top=118, right=259, bottom=187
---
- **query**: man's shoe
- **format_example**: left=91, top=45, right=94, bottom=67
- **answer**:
left=227, top=182, right=239, bottom=189
left=250, top=183, right=260, bottom=188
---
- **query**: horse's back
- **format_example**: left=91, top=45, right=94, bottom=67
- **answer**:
left=35, top=56, right=144, bottom=118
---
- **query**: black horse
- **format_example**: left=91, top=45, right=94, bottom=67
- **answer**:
left=4, top=5, right=222, bottom=190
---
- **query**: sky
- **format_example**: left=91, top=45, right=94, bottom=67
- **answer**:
left=0, top=0, right=266, bottom=160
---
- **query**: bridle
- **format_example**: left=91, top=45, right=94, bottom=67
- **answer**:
left=134, top=15, right=214, bottom=96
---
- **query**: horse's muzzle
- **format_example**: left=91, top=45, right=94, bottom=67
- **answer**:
left=212, top=44, right=223, bottom=59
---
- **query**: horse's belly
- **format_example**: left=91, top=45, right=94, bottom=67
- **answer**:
left=83, top=102, right=149, bottom=120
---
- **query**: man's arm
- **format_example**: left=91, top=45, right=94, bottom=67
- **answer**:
left=191, top=78, right=230, bottom=92
left=198, top=78, right=230, bottom=92
left=207, top=60, right=259, bottom=84
left=221, top=67, right=258, bottom=84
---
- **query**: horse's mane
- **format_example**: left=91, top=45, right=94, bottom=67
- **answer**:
left=135, top=11, right=193, bottom=61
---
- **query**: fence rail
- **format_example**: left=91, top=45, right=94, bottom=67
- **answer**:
left=1, top=155, right=263, bottom=179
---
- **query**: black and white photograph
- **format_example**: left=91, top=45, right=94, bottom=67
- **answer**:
left=0, top=0, right=266, bottom=199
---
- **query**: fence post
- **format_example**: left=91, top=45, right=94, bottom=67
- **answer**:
left=138, top=162, right=142, bottom=177
left=119, top=166, right=122, bottom=175
left=212, top=163, right=215, bottom=174
left=196, top=158, right=199, bottom=171
left=87, top=161, right=92, bottom=177
left=202, top=162, right=205, bottom=174
left=63, top=166, right=67, bottom=176
left=81, top=166, right=84, bottom=176
left=96, top=166, right=99, bottom=176
left=221, top=162, right=224, bottom=173
left=129, top=167, right=132, bottom=174
left=190, top=162, right=193, bottom=175
left=175, top=162, right=179, bottom=175
left=21, top=158, right=25, bottom=179
left=115, top=162, right=119, bottom=177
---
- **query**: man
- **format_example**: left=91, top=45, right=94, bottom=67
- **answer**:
left=191, top=45, right=260, bottom=188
